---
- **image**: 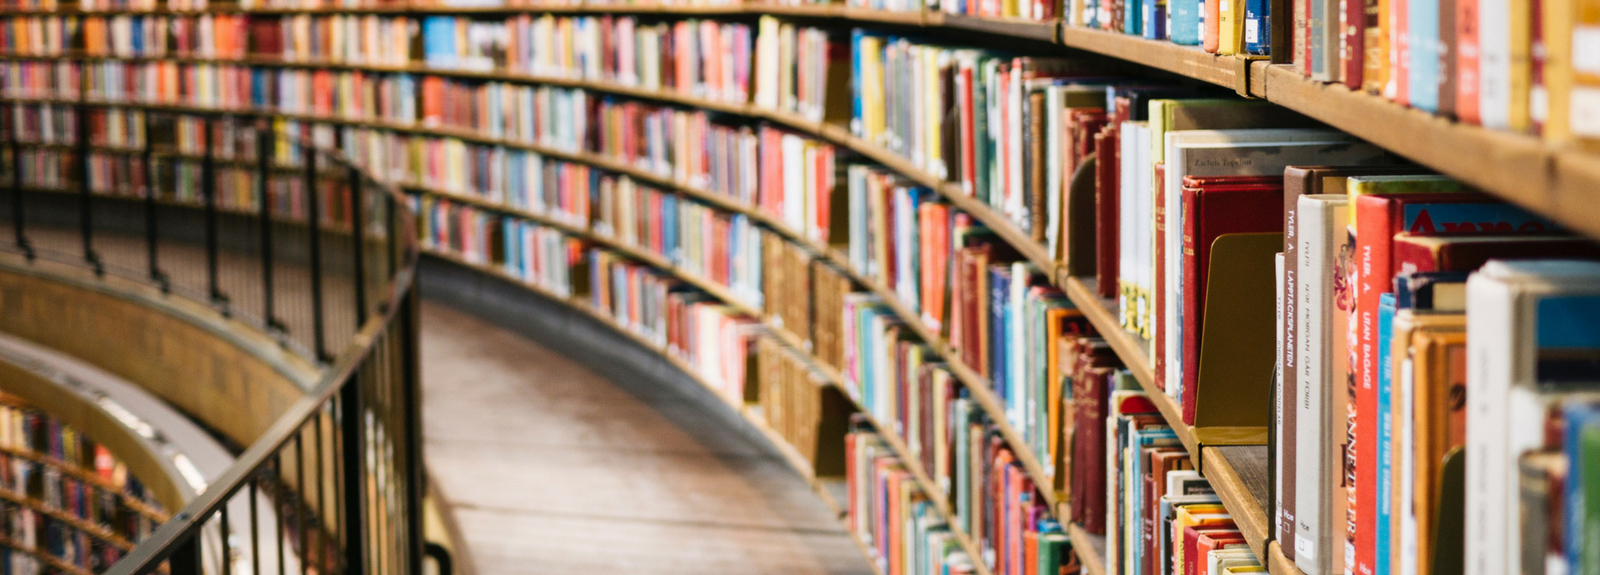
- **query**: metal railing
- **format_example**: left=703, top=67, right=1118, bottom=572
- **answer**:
left=0, top=101, right=423, bottom=575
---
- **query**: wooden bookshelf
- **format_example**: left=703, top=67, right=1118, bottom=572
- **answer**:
left=12, top=5, right=1600, bottom=571
left=0, top=444, right=169, bottom=523
left=0, top=533, right=97, bottom=575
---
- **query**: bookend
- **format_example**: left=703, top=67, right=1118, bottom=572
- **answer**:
left=1191, top=232, right=1282, bottom=474
left=1430, top=446, right=1465, bottom=575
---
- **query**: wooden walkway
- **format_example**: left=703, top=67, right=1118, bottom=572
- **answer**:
left=419, top=301, right=873, bottom=575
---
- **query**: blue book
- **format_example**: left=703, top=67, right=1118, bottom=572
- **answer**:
left=1143, top=0, right=1167, bottom=39
left=663, top=195, right=679, bottom=263
left=1124, top=0, right=1143, bottom=34
left=1169, top=0, right=1202, bottom=45
left=850, top=30, right=867, bottom=138
left=1243, top=0, right=1270, bottom=54
left=421, top=17, right=458, bottom=68
left=1376, top=293, right=1396, bottom=575
left=1408, top=0, right=1442, bottom=111
left=502, top=219, right=520, bottom=278
left=990, top=266, right=1011, bottom=401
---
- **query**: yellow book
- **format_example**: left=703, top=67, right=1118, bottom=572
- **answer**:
left=1172, top=505, right=1233, bottom=573
left=1576, top=0, right=1600, bottom=149
left=1364, top=0, right=1388, bottom=93
left=1343, top=175, right=1469, bottom=231
left=1217, top=0, right=1246, bottom=54
left=1511, top=0, right=1535, bottom=131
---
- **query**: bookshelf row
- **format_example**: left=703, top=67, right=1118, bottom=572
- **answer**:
left=0, top=394, right=166, bottom=575
left=5, top=5, right=1600, bottom=575
left=0, top=62, right=1580, bottom=575
left=0, top=0, right=1598, bottom=244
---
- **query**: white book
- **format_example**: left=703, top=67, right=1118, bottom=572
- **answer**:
left=754, top=17, right=780, bottom=110
left=1294, top=194, right=1348, bottom=575
left=1465, top=260, right=1600, bottom=575
left=1160, top=130, right=1386, bottom=402
left=1135, top=122, right=1153, bottom=342
left=1275, top=249, right=1287, bottom=560
left=1119, top=121, right=1138, bottom=330
left=1477, top=0, right=1512, bottom=130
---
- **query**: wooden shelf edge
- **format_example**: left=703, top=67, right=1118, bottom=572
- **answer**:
left=1199, top=445, right=1270, bottom=561
left=1057, top=26, right=1255, bottom=93
left=1066, top=523, right=1106, bottom=575
left=1267, top=540, right=1303, bottom=575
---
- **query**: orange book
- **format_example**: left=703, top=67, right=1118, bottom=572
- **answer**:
left=1204, top=0, right=1222, bottom=52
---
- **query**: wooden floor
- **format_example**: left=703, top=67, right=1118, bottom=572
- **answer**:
left=419, top=302, right=874, bottom=575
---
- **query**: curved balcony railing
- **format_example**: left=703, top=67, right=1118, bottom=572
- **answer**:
left=0, top=97, right=422, bottom=575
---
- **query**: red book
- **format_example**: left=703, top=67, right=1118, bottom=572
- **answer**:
left=1145, top=448, right=1191, bottom=575
left=1456, top=0, right=1480, bottom=124
left=1071, top=367, right=1112, bottom=533
left=1178, top=177, right=1284, bottom=425
left=1349, top=193, right=1555, bottom=575
left=1392, top=234, right=1600, bottom=275
left=1343, top=0, right=1365, bottom=89
left=1182, top=525, right=1238, bottom=575
left=1194, top=530, right=1247, bottom=575
left=1094, top=124, right=1120, bottom=298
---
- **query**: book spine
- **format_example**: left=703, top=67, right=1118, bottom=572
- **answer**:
left=1375, top=293, right=1395, bottom=575
left=1344, top=0, right=1367, bottom=87
left=1463, top=273, right=1515, bottom=575
left=1478, top=0, right=1513, bottom=128
left=1350, top=196, right=1396, bottom=575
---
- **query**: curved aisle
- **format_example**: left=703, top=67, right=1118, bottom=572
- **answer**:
left=419, top=300, right=874, bottom=575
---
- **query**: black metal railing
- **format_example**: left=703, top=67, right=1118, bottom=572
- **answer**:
left=0, top=100, right=423, bottom=575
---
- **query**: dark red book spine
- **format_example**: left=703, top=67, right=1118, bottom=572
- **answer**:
left=1179, top=183, right=1285, bottom=425
left=1344, top=0, right=1365, bottom=88
left=1072, top=368, right=1109, bottom=533
left=1094, top=125, right=1119, bottom=298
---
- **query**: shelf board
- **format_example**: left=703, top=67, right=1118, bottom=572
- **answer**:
left=926, top=12, right=1059, bottom=42
left=1201, top=444, right=1272, bottom=560
left=1058, top=26, right=1260, bottom=94
left=1256, top=64, right=1577, bottom=234
left=1066, top=523, right=1106, bottom=575
left=1267, top=540, right=1303, bottom=575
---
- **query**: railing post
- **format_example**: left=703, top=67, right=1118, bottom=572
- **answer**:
left=167, top=535, right=203, bottom=575
left=258, top=121, right=282, bottom=333
left=203, top=114, right=228, bottom=311
left=401, top=288, right=424, bottom=575
left=349, top=166, right=367, bottom=324
left=339, top=372, right=368, bottom=575
left=9, top=104, right=32, bottom=261
left=144, top=109, right=167, bottom=292
left=76, top=102, right=101, bottom=275
left=306, top=143, right=328, bottom=362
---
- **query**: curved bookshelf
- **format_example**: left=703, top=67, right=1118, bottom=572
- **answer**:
left=0, top=84, right=1075, bottom=511
left=8, top=6, right=1599, bottom=574
left=3, top=1, right=1600, bottom=228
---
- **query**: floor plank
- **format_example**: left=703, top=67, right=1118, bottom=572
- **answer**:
left=420, top=302, right=873, bottom=575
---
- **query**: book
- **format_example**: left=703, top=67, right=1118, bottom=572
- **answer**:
left=1465, top=260, right=1600, bottom=575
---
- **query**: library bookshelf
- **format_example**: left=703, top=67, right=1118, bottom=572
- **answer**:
left=4, top=3, right=1599, bottom=575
